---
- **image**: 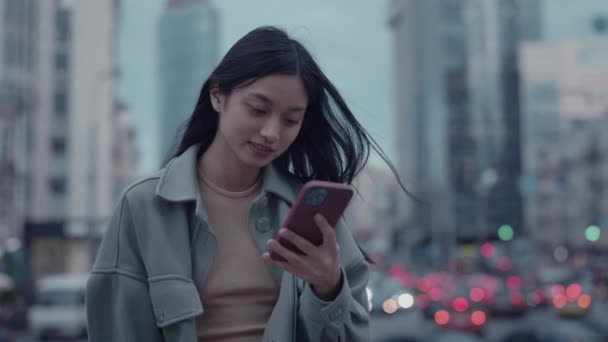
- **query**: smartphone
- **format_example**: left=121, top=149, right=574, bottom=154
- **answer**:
left=270, top=180, right=354, bottom=262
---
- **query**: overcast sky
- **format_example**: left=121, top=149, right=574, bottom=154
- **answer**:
left=118, top=0, right=395, bottom=174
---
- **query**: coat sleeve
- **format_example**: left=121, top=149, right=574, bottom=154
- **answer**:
left=296, top=220, right=371, bottom=341
left=86, top=194, right=202, bottom=342
left=85, top=194, right=165, bottom=342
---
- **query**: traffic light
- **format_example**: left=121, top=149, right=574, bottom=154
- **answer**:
left=498, top=225, right=514, bottom=241
left=585, top=225, right=601, bottom=242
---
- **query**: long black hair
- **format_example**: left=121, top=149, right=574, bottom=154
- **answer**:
left=168, top=26, right=408, bottom=192
left=168, top=26, right=412, bottom=263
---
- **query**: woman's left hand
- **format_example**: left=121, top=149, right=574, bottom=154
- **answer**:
left=262, top=213, right=342, bottom=301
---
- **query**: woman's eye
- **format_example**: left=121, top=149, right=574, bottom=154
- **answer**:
left=249, top=106, right=267, bottom=115
left=285, top=119, right=300, bottom=126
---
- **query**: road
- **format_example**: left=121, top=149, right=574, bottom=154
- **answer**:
left=13, top=302, right=608, bottom=341
left=371, top=303, right=608, bottom=342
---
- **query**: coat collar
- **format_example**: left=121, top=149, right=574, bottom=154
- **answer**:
left=155, top=144, right=299, bottom=205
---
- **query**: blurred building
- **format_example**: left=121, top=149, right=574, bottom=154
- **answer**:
left=389, top=0, right=540, bottom=267
left=523, top=120, right=608, bottom=255
left=112, top=102, right=139, bottom=200
left=0, top=0, right=36, bottom=243
left=519, top=40, right=608, bottom=254
left=158, top=0, right=219, bottom=163
left=15, top=0, right=138, bottom=286
left=465, top=0, right=541, bottom=239
left=346, top=164, right=409, bottom=260
left=26, top=0, right=118, bottom=225
left=389, top=0, right=540, bottom=264
left=389, top=0, right=466, bottom=266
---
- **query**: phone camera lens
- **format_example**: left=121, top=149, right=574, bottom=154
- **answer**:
left=304, top=188, right=328, bottom=206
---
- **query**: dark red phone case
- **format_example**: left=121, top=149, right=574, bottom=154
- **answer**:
left=270, top=180, right=353, bottom=261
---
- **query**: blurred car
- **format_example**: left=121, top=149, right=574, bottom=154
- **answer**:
left=28, top=273, right=89, bottom=340
left=487, top=282, right=526, bottom=317
left=536, top=267, right=593, bottom=317
left=415, top=272, right=456, bottom=319
left=536, top=266, right=575, bottom=296
left=551, top=282, right=592, bottom=317
left=430, top=285, right=488, bottom=336
left=0, top=273, right=28, bottom=340
left=367, top=271, right=416, bottom=315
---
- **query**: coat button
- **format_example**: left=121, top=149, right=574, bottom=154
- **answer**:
left=256, top=217, right=272, bottom=233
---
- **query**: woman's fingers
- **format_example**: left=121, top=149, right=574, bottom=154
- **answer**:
left=314, top=214, right=338, bottom=252
left=266, top=238, right=304, bottom=266
left=278, top=228, right=316, bottom=254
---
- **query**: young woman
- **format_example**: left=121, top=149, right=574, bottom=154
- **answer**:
left=86, top=26, right=404, bottom=342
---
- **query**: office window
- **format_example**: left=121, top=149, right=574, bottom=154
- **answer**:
left=49, top=177, right=67, bottom=195
left=54, top=92, right=68, bottom=114
left=55, top=6, right=71, bottom=43
left=55, top=52, right=69, bottom=70
left=51, top=137, right=67, bottom=157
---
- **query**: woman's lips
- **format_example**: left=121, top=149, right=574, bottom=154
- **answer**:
left=249, top=142, right=274, bottom=157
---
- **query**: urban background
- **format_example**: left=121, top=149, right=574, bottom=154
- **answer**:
left=1, top=0, right=608, bottom=341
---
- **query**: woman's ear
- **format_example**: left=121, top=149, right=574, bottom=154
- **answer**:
left=209, top=87, right=224, bottom=113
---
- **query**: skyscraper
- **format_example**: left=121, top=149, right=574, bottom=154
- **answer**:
left=158, top=0, right=219, bottom=163
left=389, top=0, right=469, bottom=263
left=465, top=0, right=542, bottom=238
left=390, top=0, right=541, bottom=265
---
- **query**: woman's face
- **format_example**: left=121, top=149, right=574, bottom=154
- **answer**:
left=210, top=74, right=308, bottom=169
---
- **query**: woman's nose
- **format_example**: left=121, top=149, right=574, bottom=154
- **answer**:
left=260, top=118, right=280, bottom=142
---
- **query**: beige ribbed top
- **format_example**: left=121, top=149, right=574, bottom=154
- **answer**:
left=196, top=173, right=279, bottom=342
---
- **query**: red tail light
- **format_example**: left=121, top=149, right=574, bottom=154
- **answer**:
left=471, top=310, right=487, bottom=326
left=435, top=310, right=450, bottom=325
left=552, top=284, right=565, bottom=297
left=453, top=297, right=469, bottom=312
left=506, top=276, right=521, bottom=290
left=578, top=294, right=592, bottom=309
left=553, top=294, right=567, bottom=309
left=470, top=287, right=485, bottom=302
left=566, top=283, right=582, bottom=300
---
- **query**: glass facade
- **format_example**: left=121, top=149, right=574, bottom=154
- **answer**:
left=158, top=1, right=218, bottom=163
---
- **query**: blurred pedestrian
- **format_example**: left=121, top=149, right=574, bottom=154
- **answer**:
left=86, top=26, right=406, bottom=342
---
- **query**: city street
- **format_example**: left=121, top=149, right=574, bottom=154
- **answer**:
left=3, top=1, right=608, bottom=342
left=371, top=303, right=608, bottom=342
left=9, top=302, right=607, bottom=341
